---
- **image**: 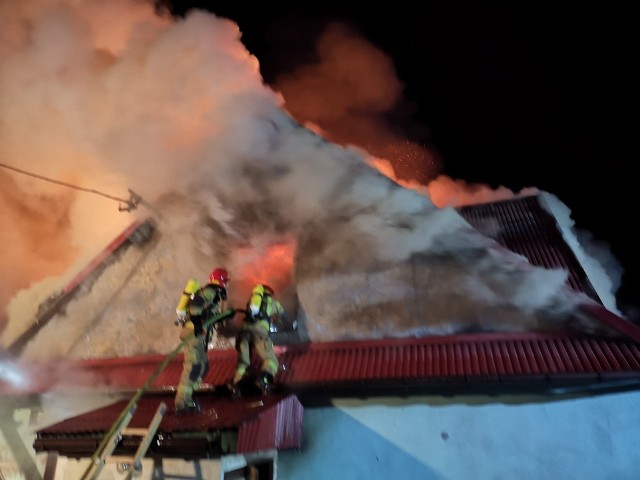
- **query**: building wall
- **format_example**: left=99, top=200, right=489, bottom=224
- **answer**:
left=2, top=390, right=640, bottom=479
left=279, top=390, right=640, bottom=480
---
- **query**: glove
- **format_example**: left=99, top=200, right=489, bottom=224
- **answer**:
left=176, top=309, right=187, bottom=320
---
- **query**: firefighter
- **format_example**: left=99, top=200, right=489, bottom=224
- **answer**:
left=231, top=283, right=286, bottom=395
left=174, top=267, right=230, bottom=413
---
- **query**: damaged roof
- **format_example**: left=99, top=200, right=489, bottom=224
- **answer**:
left=457, top=194, right=602, bottom=302
left=9, top=194, right=640, bottom=458
left=34, top=393, right=304, bottom=458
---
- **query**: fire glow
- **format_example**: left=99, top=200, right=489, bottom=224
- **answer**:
left=231, top=240, right=297, bottom=298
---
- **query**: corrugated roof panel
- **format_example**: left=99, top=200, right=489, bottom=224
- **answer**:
left=495, top=342, right=510, bottom=374
left=457, top=195, right=601, bottom=303
left=608, top=343, right=632, bottom=369
left=35, top=394, right=302, bottom=449
left=353, top=345, right=366, bottom=379
left=412, top=345, right=424, bottom=377
left=336, top=348, right=350, bottom=380
left=596, top=339, right=622, bottom=370
left=36, top=394, right=295, bottom=435
left=505, top=341, right=523, bottom=374
left=550, top=338, right=574, bottom=373
left=519, top=340, right=536, bottom=372
left=562, top=338, right=587, bottom=373
left=28, top=332, right=640, bottom=456
left=544, top=338, right=564, bottom=373
left=586, top=338, right=614, bottom=371
left=569, top=337, right=597, bottom=371
left=617, top=343, right=640, bottom=369
left=6, top=331, right=640, bottom=399
left=473, top=341, right=491, bottom=375
left=534, top=340, right=554, bottom=373
left=281, top=334, right=640, bottom=384
left=277, top=396, right=304, bottom=450
left=237, top=395, right=303, bottom=453
left=466, top=343, right=479, bottom=375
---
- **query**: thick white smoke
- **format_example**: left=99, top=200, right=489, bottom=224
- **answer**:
left=0, top=1, right=619, bottom=359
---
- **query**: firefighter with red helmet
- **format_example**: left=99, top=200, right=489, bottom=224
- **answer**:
left=231, top=283, right=286, bottom=395
left=174, top=267, right=230, bottom=413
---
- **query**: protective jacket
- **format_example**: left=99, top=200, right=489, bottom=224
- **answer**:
left=187, top=283, right=228, bottom=339
left=175, top=283, right=227, bottom=410
left=245, top=285, right=285, bottom=332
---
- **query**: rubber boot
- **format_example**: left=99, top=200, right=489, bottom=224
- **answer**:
left=255, top=372, right=274, bottom=395
left=175, top=400, right=200, bottom=414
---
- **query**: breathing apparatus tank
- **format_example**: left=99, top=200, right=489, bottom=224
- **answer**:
left=175, top=278, right=200, bottom=323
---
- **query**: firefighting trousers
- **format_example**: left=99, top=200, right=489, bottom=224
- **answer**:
left=233, top=326, right=278, bottom=384
left=174, top=337, right=209, bottom=409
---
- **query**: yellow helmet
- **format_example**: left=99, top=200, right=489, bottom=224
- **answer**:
left=252, top=284, right=274, bottom=296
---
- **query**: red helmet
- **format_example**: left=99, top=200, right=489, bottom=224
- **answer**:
left=262, top=284, right=274, bottom=296
left=209, top=268, right=230, bottom=287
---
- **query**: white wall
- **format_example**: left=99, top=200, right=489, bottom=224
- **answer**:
left=279, top=390, right=640, bottom=480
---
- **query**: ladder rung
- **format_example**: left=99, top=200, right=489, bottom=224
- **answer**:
left=105, top=455, right=136, bottom=465
left=122, top=428, right=149, bottom=436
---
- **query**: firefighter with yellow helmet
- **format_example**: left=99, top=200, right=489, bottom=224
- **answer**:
left=232, top=283, right=286, bottom=395
left=174, top=267, right=230, bottom=413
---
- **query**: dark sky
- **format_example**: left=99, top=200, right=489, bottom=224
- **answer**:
left=159, top=1, right=637, bottom=320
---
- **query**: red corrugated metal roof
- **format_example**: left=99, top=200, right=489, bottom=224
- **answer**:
left=237, top=394, right=304, bottom=453
left=9, top=330, right=640, bottom=399
left=457, top=195, right=601, bottom=302
left=279, top=332, right=640, bottom=384
left=34, top=393, right=303, bottom=456
left=29, top=329, right=640, bottom=457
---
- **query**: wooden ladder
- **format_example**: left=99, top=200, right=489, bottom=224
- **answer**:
left=86, top=401, right=167, bottom=479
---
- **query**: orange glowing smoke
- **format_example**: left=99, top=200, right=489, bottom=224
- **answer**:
left=230, top=240, right=297, bottom=300
left=0, top=172, right=78, bottom=332
left=273, top=23, right=441, bottom=186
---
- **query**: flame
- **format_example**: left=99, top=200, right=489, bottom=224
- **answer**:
left=231, top=240, right=297, bottom=298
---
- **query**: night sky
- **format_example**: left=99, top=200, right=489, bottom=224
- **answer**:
left=159, top=1, right=637, bottom=320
